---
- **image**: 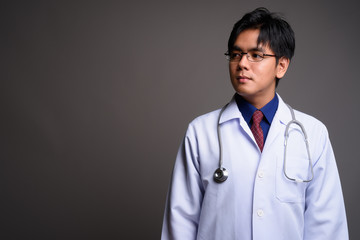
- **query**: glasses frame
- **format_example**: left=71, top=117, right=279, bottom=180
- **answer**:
left=224, top=51, right=277, bottom=62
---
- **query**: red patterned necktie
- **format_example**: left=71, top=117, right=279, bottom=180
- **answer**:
left=251, top=110, right=264, bottom=152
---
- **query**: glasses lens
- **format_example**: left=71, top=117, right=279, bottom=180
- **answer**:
left=247, top=50, right=264, bottom=62
left=225, top=52, right=241, bottom=62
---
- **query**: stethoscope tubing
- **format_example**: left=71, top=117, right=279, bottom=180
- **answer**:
left=213, top=101, right=314, bottom=183
left=214, top=103, right=230, bottom=183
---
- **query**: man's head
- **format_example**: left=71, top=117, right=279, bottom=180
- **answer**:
left=227, top=8, right=295, bottom=108
left=228, top=8, right=295, bottom=66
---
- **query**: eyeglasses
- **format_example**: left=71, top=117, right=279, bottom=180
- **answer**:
left=225, top=50, right=276, bottom=62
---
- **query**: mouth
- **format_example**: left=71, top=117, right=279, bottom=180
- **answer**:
left=236, top=75, right=251, bottom=83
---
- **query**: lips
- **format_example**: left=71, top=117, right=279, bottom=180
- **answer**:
left=237, top=75, right=251, bottom=83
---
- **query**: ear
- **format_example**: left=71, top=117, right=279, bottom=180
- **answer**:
left=275, top=57, right=290, bottom=79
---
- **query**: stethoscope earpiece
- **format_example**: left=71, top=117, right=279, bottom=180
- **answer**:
left=213, top=167, right=228, bottom=183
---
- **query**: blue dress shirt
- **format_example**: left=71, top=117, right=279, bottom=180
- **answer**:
left=235, top=93, right=278, bottom=143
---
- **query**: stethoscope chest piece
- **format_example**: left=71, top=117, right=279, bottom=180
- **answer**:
left=213, top=167, right=228, bottom=183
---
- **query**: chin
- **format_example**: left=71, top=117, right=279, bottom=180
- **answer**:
left=234, top=85, right=252, bottom=96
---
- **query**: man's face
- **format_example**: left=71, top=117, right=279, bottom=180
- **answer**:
left=229, top=28, right=288, bottom=108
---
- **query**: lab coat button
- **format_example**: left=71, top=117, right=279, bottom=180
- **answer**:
left=258, top=171, right=264, bottom=178
left=257, top=209, right=264, bottom=217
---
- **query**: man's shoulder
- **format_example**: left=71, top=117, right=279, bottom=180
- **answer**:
left=292, top=108, right=325, bottom=127
left=290, top=108, right=330, bottom=140
left=188, top=108, right=222, bottom=128
left=278, top=94, right=326, bottom=129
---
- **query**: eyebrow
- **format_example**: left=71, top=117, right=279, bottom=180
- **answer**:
left=231, top=45, right=265, bottom=52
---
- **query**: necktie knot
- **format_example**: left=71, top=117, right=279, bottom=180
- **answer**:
left=251, top=110, right=264, bottom=152
left=252, top=110, right=264, bottom=124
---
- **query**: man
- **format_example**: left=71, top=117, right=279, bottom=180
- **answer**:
left=161, top=7, right=348, bottom=240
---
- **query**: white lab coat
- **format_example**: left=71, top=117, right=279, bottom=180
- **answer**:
left=161, top=94, right=348, bottom=240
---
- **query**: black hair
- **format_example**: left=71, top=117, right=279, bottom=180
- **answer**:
left=227, top=7, right=295, bottom=86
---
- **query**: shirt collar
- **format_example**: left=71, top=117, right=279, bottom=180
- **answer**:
left=235, top=93, right=279, bottom=125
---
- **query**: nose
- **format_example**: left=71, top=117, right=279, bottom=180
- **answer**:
left=238, top=53, right=249, bottom=70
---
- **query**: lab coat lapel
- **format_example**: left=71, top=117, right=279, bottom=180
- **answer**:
left=264, top=94, right=292, bottom=151
left=219, top=95, right=261, bottom=144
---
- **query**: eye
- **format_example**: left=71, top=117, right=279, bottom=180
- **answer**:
left=249, top=51, right=264, bottom=60
left=230, top=52, right=241, bottom=60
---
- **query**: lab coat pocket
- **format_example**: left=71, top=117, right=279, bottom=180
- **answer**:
left=276, top=156, right=309, bottom=203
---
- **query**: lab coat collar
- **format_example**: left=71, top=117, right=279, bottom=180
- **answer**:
left=219, top=93, right=292, bottom=125
left=262, top=93, right=295, bottom=151
left=275, top=93, right=293, bottom=126
left=218, top=95, right=242, bottom=124
left=219, top=93, right=294, bottom=152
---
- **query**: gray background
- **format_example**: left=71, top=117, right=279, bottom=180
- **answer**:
left=1, top=0, right=359, bottom=239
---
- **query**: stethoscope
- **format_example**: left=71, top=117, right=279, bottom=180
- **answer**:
left=213, top=101, right=314, bottom=183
